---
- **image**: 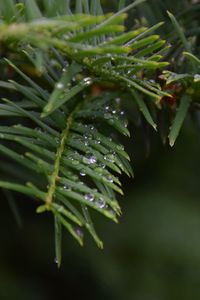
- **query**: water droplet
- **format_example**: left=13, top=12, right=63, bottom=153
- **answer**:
left=120, top=111, right=125, bottom=116
left=56, top=82, right=64, bottom=89
left=108, top=209, right=116, bottom=217
left=84, top=140, right=89, bottom=146
left=74, top=227, right=84, bottom=238
left=108, top=119, right=114, bottom=125
left=72, top=160, right=79, bottom=165
left=123, top=120, right=128, bottom=128
left=83, top=77, right=92, bottom=85
left=83, top=133, right=92, bottom=140
left=94, top=140, right=100, bottom=145
left=95, top=197, right=106, bottom=208
left=103, top=175, right=113, bottom=183
left=55, top=137, right=59, bottom=144
left=104, top=152, right=115, bottom=163
left=83, top=154, right=97, bottom=165
left=84, top=193, right=94, bottom=202
left=63, top=185, right=71, bottom=191
left=149, top=79, right=155, bottom=84
left=112, top=110, right=117, bottom=114
left=88, top=125, right=94, bottom=130
left=54, top=258, right=58, bottom=264
left=96, top=136, right=101, bottom=142
left=99, top=163, right=106, bottom=169
left=105, top=106, right=110, bottom=111
left=62, top=67, right=67, bottom=72
left=116, top=145, right=125, bottom=151
left=80, top=171, right=86, bottom=176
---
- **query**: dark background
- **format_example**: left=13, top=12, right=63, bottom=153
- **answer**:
left=1, top=0, right=200, bottom=299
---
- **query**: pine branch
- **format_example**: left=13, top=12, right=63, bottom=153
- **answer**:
left=0, top=0, right=174, bottom=266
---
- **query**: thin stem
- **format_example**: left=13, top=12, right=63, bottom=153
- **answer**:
left=45, top=110, right=75, bottom=207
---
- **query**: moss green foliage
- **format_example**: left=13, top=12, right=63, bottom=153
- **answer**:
left=0, top=0, right=199, bottom=266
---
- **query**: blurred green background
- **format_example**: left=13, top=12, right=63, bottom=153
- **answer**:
left=1, top=0, right=200, bottom=299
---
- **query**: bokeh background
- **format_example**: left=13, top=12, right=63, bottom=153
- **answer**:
left=1, top=0, right=200, bottom=299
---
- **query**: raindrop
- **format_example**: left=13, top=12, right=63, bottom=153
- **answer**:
left=104, top=152, right=115, bottom=163
left=103, top=175, right=113, bottom=183
left=80, top=171, right=86, bottom=176
left=99, top=163, right=106, bottom=169
left=96, top=136, right=101, bottom=142
left=83, top=154, right=97, bottom=165
left=84, top=193, right=94, bottom=202
left=105, top=106, right=110, bottom=111
left=84, top=141, right=89, bottom=146
left=108, top=119, right=114, bottom=125
left=83, top=77, right=92, bottom=85
left=54, top=258, right=58, bottom=264
left=116, top=145, right=125, bottom=151
left=112, top=110, right=117, bottom=114
left=75, top=228, right=84, bottom=238
left=123, top=120, right=128, bottom=128
left=72, top=160, right=79, bottom=166
left=56, top=82, right=64, bottom=89
left=149, top=79, right=155, bottom=84
left=55, top=137, right=59, bottom=144
left=83, top=133, right=92, bottom=140
left=94, top=140, right=100, bottom=145
left=95, top=197, right=106, bottom=209
left=88, top=125, right=94, bottom=130
left=120, top=111, right=125, bottom=116
left=63, top=185, right=71, bottom=191
left=108, top=209, right=116, bottom=217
